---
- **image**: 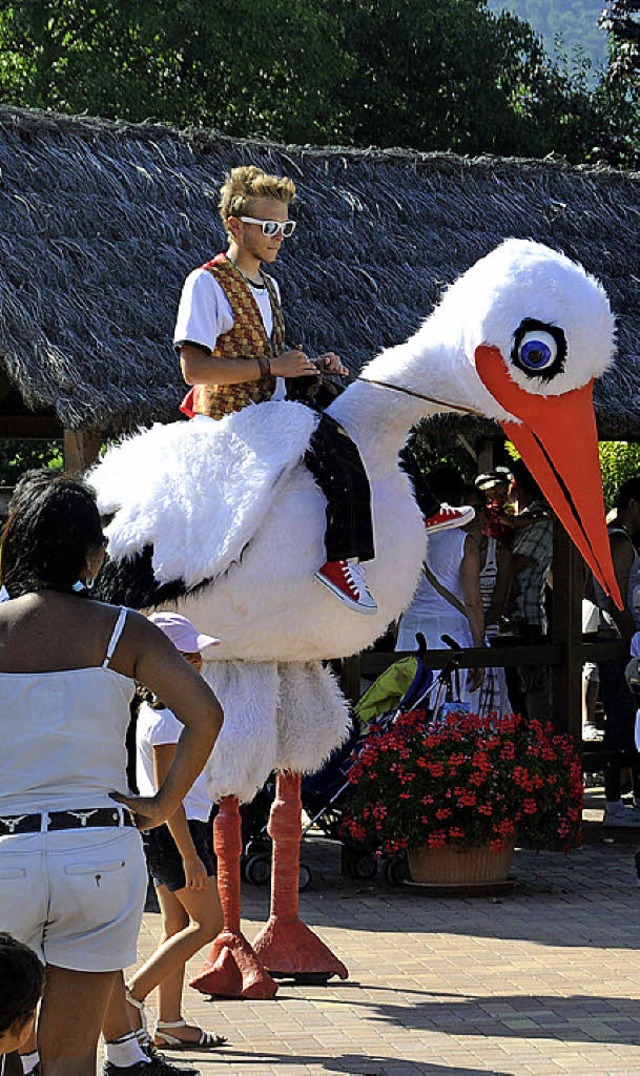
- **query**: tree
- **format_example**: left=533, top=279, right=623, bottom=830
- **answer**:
left=0, top=0, right=634, bottom=162
left=596, top=0, right=640, bottom=166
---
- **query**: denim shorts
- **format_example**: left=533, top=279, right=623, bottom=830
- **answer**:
left=143, top=819, right=215, bottom=893
left=0, top=827, right=147, bottom=971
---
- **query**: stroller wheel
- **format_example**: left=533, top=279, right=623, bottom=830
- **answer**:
left=244, top=854, right=271, bottom=886
left=384, top=854, right=409, bottom=886
left=298, top=863, right=312, bottom=891
left=342, top=847, right=377, bottom=880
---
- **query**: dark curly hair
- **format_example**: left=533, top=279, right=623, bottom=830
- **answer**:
left=0, top=933, right=44, bottom=1036
left=0, top=472, right=104, bottom=597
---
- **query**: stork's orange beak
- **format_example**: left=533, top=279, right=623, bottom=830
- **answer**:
left=476, top=345, right=621, bottom=610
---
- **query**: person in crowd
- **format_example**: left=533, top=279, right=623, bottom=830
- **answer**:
left=462, top=484, right=512, bottom=715
left=0, top=935, right=44, bottom=1076
left=582, top=597, right=603, bottom=742
left=396, top=467, right=485, bottom=708
left=593, top=477, right=640, bottom=827
left=120, top=612, right=226, bottom=1054
left=0, top=473, right=223, bottom=1076
left=508, top=459, right=553, bottom=721
left=474, top=467, right=515, bottom=546
left=175, top=164, right=470, bottom=616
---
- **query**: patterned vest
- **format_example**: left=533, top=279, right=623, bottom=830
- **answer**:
left=186, top=253, right=286, bottom=420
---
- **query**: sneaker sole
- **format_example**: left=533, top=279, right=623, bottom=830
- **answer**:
left=314, top=572, right=378, bottom=615
left=426, top=507, right=475, bottom=534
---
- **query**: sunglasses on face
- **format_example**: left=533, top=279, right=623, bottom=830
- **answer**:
left=238, top=216, right=297, bottom=238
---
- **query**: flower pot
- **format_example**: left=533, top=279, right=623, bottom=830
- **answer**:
left=407, top=839, right=515, bottom=886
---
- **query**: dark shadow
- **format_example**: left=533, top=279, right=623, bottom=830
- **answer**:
left=285, top=988, right=640, bottom=1049
left=182, top=1047, right=506, bottom=1075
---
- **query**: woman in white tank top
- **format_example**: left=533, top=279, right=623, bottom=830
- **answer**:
left=0, top=473, right=223, bottom=1076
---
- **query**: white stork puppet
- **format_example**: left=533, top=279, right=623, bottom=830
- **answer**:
left=91, top=239, right=620, bottom=998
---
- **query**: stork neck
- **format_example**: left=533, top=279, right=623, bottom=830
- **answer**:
left=327, top=373, right=428, bottom=472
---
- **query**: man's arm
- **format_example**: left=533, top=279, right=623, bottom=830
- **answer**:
left=180, top=343, right=319, bottom=386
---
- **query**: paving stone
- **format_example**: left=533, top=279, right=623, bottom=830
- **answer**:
left=118, top=812, right=640, bottom=1075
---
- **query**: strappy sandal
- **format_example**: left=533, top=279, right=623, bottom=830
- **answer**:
left=124, top=987, right=148, bottom=1035
left=154, top=1019, right=228, bottom=1050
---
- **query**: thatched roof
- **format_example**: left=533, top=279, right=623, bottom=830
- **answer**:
left=0, top=105, right=638, bottom=438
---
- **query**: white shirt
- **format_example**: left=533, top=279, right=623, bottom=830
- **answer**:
left=174, top=267, right=285, bottom=400
left=136, top=700, right=212, bottom=822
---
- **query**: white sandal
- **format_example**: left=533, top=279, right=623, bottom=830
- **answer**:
left=124, top=987, right=148, bottom=1034
left=154, top=1018, right=227, bottom=1050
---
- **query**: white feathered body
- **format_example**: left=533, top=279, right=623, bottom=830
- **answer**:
left=91, top=240, right=615, bottom=801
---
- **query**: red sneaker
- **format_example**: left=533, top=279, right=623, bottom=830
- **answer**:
left=424, top=504, right=475, bottom=533
left=314, top=559, right=377, bottom=615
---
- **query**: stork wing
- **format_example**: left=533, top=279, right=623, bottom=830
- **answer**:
left=90, top=401, right=319, bottom=589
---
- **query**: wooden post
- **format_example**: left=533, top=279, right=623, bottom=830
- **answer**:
left=551, top=519, right=584, bottom=740
left=63, top=428, right=103, bottom=473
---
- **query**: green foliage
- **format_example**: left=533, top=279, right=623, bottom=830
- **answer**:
left=0, top=0, right=634, bottom=163
left=0, top=440, right=63, bottom=486
left=487, top=0, right=609, bottom=72
left=599, top=441, right=640, bottom=511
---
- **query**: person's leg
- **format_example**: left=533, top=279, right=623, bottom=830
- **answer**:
left=127, top=879, right=222, bottom=1018
left=38, top=965, right=118, bottom=1076
left=305, top=415, right=377, bottom=613
left=600, top=660, right=640, bottom=825
left=151, top=886, right=190, bottom=1029
left=305, top=415, right=374, bottom=564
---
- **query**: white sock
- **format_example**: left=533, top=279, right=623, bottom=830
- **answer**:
left=104, top=1031, right=150, bottom=1068
left=21, top=1052, right=40, bottom=1075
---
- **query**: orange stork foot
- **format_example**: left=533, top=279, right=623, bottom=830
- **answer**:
left=190, top=794, right=278, bottom=1000
left=252, top=770, right=349, bottom=983
left=190, top=927, right=278, bottom=999
left=253, top=914, right=348, bottom=982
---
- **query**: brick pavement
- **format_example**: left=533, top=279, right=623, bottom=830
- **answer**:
left=126, top=800, right=640, bottom=1076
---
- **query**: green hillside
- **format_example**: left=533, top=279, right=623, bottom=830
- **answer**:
left=486, top=0, right=609, bottom=72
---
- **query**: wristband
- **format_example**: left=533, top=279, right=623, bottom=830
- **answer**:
left=256, top=356, right=272, bottom=379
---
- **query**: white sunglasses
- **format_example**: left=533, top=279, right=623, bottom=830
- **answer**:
left=238, top=216, right=297, bottom=238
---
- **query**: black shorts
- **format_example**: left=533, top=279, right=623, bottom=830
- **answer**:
left=142, top=819, right=215, bottom=893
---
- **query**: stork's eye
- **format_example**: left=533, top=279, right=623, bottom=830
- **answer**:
left=518, top=331, right=557, bottom=372
left=511, top=319, right=566, bottom=381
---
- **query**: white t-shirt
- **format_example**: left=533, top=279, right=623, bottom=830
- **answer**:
left=174, top=267, right=285, bottom=401
left=136, top=700, right=212, bottom=822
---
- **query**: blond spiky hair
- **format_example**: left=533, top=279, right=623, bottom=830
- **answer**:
left=219, top=165, right=296, bottom=236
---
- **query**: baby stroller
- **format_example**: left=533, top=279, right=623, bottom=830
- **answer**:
left=241, top=634, right=465, bottom=888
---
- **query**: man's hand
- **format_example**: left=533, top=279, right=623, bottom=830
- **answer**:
left=271, top=349, right=320, bottom=378
left=318, top=352, right=349, bottom=376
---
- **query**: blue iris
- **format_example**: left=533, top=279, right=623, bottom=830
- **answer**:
left=518, top=331, right=557, bottom=372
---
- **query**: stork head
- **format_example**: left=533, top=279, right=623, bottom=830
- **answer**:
left=443, top=238, right=618, bottom=606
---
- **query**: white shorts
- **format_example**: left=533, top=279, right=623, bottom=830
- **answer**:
left=0, top=827, right=147, bottom=972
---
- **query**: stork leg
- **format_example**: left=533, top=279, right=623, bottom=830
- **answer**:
left=189, top=794, right=278, bottom=999
left=252, top=770, right=348, bottom=982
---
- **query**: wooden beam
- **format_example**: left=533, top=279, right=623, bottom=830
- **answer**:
left=551, top=520, right=584, bottom=739
left=0, top=414, right=63, bottom=438
left=63, top=429, right=103, bottom=474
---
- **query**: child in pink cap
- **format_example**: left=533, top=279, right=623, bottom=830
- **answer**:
left=121, top=613, right=227, bottom=1056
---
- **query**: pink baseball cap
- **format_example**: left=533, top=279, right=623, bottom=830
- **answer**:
left=148, top=612, right=220, bottom=652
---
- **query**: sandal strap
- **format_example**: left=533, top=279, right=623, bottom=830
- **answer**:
left=154, top=1021, right=227, bottom=1049
left=124, top=987, right=147, bottom=1034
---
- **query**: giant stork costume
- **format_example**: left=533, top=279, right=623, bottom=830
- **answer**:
left=91, top=239, right=619, bottom=998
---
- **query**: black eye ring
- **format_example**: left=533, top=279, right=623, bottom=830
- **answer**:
left=511, top=319, right=567, bottom=381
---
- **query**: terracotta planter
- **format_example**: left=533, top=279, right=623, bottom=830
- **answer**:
left=407, top=838, right=515, bottom=886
